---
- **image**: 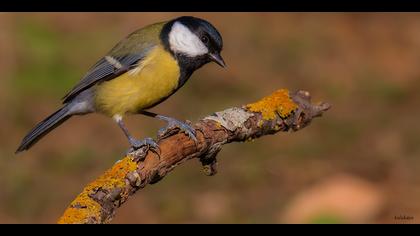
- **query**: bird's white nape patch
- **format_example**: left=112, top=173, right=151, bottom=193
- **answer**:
left=169, top=21, right=208, bottom=57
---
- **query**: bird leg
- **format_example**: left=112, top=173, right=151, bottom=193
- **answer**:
left=115, top=116, right=160, bottom=155
left=140, top=111, right=198, bottom=143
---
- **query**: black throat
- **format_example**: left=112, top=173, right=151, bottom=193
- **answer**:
left=160, top=20, right=211, bottom=89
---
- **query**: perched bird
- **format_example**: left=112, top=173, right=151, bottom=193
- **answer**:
left=16, top=16, right=225, bottom=154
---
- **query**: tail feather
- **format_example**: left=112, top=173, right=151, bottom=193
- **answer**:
left=16, top=106, right=71, bottom=153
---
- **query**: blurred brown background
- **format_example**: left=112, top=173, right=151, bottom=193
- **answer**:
left=1, top=13, right=420, bottom=223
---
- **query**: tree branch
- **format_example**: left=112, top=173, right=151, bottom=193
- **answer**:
left=57, top=89, right=331, bottom=224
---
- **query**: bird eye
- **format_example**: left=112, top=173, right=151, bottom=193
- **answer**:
left=201, top=35, right=209, bottom=44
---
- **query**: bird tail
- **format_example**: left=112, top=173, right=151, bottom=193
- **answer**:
left=15, top=105, right=72, bottom=153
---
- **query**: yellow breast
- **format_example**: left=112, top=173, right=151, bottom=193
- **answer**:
left=94, top=46, right=180, bottom=117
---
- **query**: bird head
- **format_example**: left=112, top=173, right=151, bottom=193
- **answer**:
left=162, top=16, right=226, bottom=70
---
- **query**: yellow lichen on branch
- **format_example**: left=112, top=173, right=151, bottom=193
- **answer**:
left=58, top=156, right=138, bottom=224
left=246, top=89, right=297, bottom=120
left=57, top=189, right=102, bottom=224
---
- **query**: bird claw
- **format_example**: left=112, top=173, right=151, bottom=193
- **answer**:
left=156, top=117, right=198, bottom=143
left=126, top=137, right=160, bottom=157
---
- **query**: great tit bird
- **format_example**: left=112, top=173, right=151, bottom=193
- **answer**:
left=16, top=16, right=225, bottom=154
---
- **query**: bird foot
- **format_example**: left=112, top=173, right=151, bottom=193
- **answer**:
left=126, top=137, right=160, bottom=157
left=156, top=116, right=197, bottom=143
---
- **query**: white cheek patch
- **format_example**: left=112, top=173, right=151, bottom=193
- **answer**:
left=169, top=21, right=208, bottom=57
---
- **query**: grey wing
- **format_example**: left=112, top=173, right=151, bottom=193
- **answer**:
left=62, top=53, right=146, bottom=103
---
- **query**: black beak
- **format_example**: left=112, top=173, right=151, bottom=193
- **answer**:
left=209, top=52, right=226, bottom=68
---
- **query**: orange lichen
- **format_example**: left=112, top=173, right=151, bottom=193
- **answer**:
left=89, top=156, right=138, bottom=189
left=57, top=191, right=102, bottom=224
left=246, top=89, right=297, bottom=120
left=58, top=156, right=138, bottom=224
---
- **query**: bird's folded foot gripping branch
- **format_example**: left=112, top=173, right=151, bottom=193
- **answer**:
left=58, top=88, right=331, bottom=224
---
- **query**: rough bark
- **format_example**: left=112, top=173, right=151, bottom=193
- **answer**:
left=58, top=89, right=331, bottom=224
